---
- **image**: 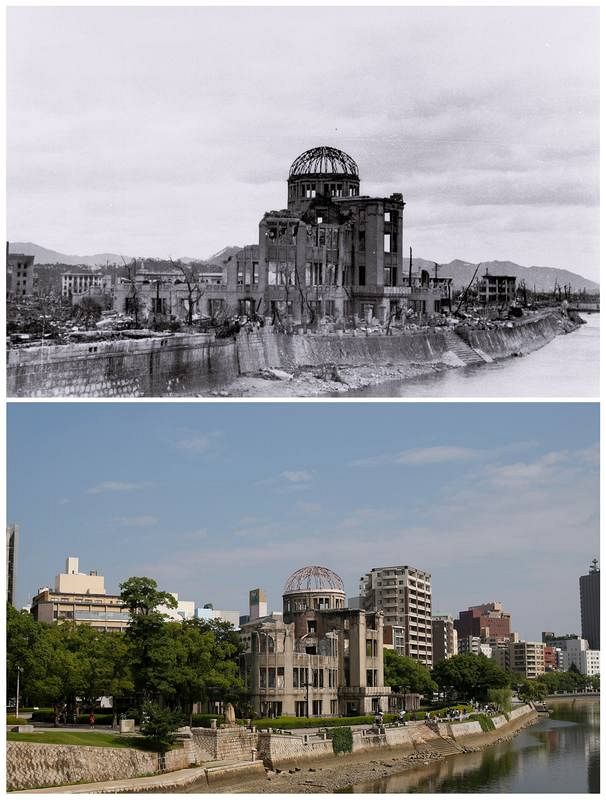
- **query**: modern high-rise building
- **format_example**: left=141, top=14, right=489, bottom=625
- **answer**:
left=454, top=601, right=513, bottom=644
left=359, top=565, right=432, bottom=667
left=580, top=559, right=600, bottom=649
left=432, top=615, right=458, bottom=663
left=6, top=523, right=19, bottom=606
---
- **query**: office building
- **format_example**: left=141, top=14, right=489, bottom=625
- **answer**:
left=580, top=559, right=600, bottom=649
left=6, top=523, right=19, bottom=606
left=30, top=556, right=130, bottom=631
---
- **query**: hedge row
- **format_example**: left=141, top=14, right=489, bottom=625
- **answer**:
left=6, top=715, right=28, bottom=725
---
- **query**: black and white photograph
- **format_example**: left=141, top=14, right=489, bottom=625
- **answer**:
left=6, top=6, right=599, bottom=398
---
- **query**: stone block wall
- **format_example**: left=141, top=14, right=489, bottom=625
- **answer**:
left=191, top=726, right=256, bottom=762
left=7, top=742, right=158, bottom=791
left=7, top=334, right=239, bottom=397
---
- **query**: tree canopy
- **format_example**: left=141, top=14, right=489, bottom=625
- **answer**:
left=431, top=654, right=510, bottom=701
left=384, top=649, right=437, bottom=696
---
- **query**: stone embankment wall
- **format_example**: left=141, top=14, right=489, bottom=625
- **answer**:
left=7, top=334, right=238, bottom=397
left=7, top=310, right=575, bottom=397
left=456, top=310, right=575, bottom=359
left=6, top=742, right=164, bottom=791
left=257, top=705, right=537, bottom=768
left=192, top=726, right=257, bottom=761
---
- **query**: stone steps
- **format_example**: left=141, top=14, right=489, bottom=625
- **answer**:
left=417, top=736, right=464, bottom=757
left=443, top=330, right=490, bottom=365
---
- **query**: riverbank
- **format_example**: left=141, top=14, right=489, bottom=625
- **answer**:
left=209, top=307, right=582, bottom=398
left=185, top=711, right=539, bottom=793
left=7, top=306, right=581, bottom=398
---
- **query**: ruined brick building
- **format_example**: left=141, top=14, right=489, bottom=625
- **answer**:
left=240, top=565, right=391, bottom=718
left=225, top=146, right=451, bottom=325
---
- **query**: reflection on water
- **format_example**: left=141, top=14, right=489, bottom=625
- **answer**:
left=341, top=313, right=599, bottom=398
left=350, top=701, right=599, bottom=794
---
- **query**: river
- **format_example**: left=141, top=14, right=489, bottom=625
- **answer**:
left=341, top=313, right=599, bottom=398
left=348, top=700, right=600, bottom=794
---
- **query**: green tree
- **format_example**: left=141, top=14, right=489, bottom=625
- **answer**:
left=6, top=604, right=44, bottom=706
left=120, top=577, right=178, bottom=705
left=384, top=650, right=437, bottom=696
left=487, top=687, right=512, bottom=713
left=431, top=654, right=510, bottom=702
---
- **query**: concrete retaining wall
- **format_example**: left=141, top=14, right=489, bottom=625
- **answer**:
left=456, top=311, right=571, bottom=359
left=7, top=312, right=571, bottom=397
left=7, top=334, right=238, bottom=397
left=450, top=721, right=483, bottom=739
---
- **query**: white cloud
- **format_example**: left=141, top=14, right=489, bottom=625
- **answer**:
left=87, top=481, right=150, bottom=495
left=395, top=446, right=480, bottom=465
left=281, top=470, right=313, bottom=483
left=175, top=430, right=222, bottom=453
left=113, top=515, right=158, bottom=527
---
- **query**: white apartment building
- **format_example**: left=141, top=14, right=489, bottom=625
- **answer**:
left=359, top=565, right=432, bottom=667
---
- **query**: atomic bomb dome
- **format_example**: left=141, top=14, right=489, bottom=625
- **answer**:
left=288, top=146, right=359, bottom=178
left=283, top=565, right=345, bottom=595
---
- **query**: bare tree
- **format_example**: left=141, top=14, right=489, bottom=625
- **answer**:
left=121, top=257, right=142, bottom=328
left=172, top=259, right=205, bottom=326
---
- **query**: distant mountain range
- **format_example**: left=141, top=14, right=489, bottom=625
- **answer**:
left=8, top=242, right=240, bottom=269
left=8, top=242, right=599, bottom=293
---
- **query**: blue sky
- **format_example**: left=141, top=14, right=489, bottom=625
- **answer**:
left=7, top=403, right=599, bottom=641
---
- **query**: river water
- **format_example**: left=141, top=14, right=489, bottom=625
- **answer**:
left=342, top=313, right=599, bottom=398
left=349, top=700, right=600, bottom=794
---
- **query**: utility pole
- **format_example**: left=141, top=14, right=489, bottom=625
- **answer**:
left=408, top=246, right=413, bottom=287
left=15, top=666, right=22, bottom=719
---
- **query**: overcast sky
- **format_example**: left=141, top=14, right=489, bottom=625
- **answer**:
left=8, top=403, right=599, bottom=642
left=7, top=6, right=599, bottom=279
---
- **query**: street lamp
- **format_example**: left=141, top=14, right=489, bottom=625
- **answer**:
left=15, top=666, right=23, bottom=720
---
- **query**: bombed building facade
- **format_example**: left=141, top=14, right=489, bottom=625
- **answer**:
left=225, top=146, right=451, bottom=325
left=240, top=566, right=392, bottom=718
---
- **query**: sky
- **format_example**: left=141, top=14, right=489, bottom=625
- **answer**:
left=7, top=402, right=599, bottom=642
left=7, top=6, right=599, bottom=280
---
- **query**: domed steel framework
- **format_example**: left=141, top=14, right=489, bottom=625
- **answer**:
left=289, top=146, right=359, bottom=179
left=283, top=565, right=345, bottom=594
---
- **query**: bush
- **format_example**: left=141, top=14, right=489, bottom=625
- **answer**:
left=331, top=726, right=353, bottom=754
left=7, top=715, right=28, bottom=725
left=31, top=710, right=56, bottom=723
left=140, top=702, right=185, bottom=754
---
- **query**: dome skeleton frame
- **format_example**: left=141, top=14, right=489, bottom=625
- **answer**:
left=283, top=565, right=345, bottom=594
left=289, top=146, right=359, bottom=179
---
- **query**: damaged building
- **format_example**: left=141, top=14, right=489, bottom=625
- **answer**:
left=225, top=146, right=452, bottom=324
left=240, top=565, right=392, bottom=718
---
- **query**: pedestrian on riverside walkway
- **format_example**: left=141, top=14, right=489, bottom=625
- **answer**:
left=89, top=712, right=96, bottom=729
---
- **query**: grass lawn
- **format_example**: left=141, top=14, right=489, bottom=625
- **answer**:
left=7, top=731, right=151, bottom=750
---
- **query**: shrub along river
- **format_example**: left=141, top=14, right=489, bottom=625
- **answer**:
left=347, top=700, right=599, bottom=793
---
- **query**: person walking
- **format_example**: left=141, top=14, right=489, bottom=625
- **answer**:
left=88, top=712, right=96, bottom=729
